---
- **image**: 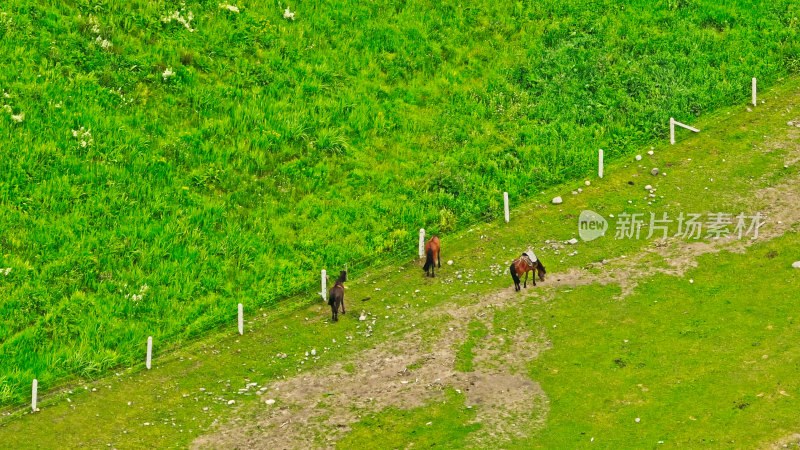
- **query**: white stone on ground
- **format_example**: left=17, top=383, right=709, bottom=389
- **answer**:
left=635, top=155, right=642, bottom=161
left=792, top=261, right=800, bottom=269
left=552, top=196, right=562, bottom=205
left=265, top=399, right=276, bottom=405
left=567, top=238, right=579, bottom=245
left=447, top=260, right=453, bottom=265
left=651, top=168, right=659, bottom=176
left=644, top=185, right=652, bottom=190
left=585, top=180, right=591, bottom=186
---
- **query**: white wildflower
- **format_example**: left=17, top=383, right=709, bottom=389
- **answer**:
left=89, top=16, right=100, bottom=34
left=71, top=127, right=94, bottom=148
left=162, top=9, right=195, bottom=32
left=219, top=3, right=240, bottom=13
left=283, top=7, right=295, bottom=20
left=162, top=68, right=175, bottom=81
left=3, top=268, right=10, bottom=276
left=94, top=35, right=112, bottom=49
left=2, top=105, right=10, bottom=113
left=10, top=113, right=24, bottom=123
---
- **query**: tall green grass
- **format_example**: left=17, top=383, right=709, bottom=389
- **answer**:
left=0, top=0, right=798, bottom=405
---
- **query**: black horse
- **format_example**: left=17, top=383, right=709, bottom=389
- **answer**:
left=328, top=270, right=347, bottom=322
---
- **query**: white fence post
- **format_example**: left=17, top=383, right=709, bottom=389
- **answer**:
left=598, top=149, right=604, bottom=178
left=418, top=228, right=425, bottom=258
left=670, top=117, right=699, bottom=144
left=31, top=379, right=37, bottom=412
left=237, top=303, right=243, bottom=335
left=321, top=269, right=327, bottom=300
left=670, top=117, right=675, bottom=145
left=503, top=192, right=509, bottom=223
left=752, top=77, right=757, bottom=106
left=146, top=336, right=152, bottom=370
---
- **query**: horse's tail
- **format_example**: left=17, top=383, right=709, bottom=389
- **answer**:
left=328, top=287, right=339, bottom=307
left=509, top=263, right=520, bottom=285
left=423, top=248, right=434, bottom=271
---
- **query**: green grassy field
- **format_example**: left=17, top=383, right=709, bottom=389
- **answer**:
left=2, top=0, right=800, bottom=407
left=0, top=72, right=798, bottom=448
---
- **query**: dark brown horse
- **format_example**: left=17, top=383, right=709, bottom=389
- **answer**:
left=509, top=257, right=546, bottom=291
left=328, top=270, right=347, bottom=322
left=423, top=235, right=441, bottom=277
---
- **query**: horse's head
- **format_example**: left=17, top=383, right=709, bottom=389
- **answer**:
left=338, top=270, right=348, bottom=283
left=537, top=260, right=547, bottom=282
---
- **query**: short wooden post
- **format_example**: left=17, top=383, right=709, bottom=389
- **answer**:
left=598, top=149, right=604, bottom=178
left=31, top=379, right=37, bottom=412
left=670, top=117, right=675, bottom=144
left=671, top=118, right=700, bottom=145
left=418, top=229, right=425, bottom=258
left=752, top=77, right=757, bottom=106
left=321, top=270, right=327, bottom=300
left=503, top=192, right=509, bottom=223
left=237, top=303, right=243, bottom=335
left=146, top=336, right=152, bottom=370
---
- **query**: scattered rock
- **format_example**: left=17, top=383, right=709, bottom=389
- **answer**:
left=644, top=185, right=652, bottom=190
left=585, top=180, right=591, bottom=186
left=651, top=168, right=659, bottom=176
left=647, top=150, right=654, bottom=156
left=552, top=196, right=563, bottom=205
left=792, top=261, right=800, bottom=269
left=567, top=238, right=579, bottom=245
left=635, top=418, right=641, bottom=423
left=577, top=188, right=583, bottom=193
left=572, top=191, right=578, bottom=195
left=227, top=400, right=235, bottom=405
left=265, top=399, right=276, bottom=405
left=635, top=155, right=642, bottom=161
left=310, top=349, right=316, bottom=356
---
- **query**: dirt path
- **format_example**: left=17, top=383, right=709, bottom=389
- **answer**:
left=194, top=272, right=551, bottom=448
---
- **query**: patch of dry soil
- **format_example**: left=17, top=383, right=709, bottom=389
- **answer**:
left=193, top=286, right=550, bottom=449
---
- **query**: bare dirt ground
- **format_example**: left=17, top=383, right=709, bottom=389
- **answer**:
left=194, top=274, right=551, bottom=449
left=194, top=128, right=800, bottom=449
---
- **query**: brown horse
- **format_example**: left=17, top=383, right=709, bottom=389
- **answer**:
left=423, top=235, right=441, bottom=277
left=509, top=257, right=546, bottom=291
left=328, top=270, right=347, bottom=322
